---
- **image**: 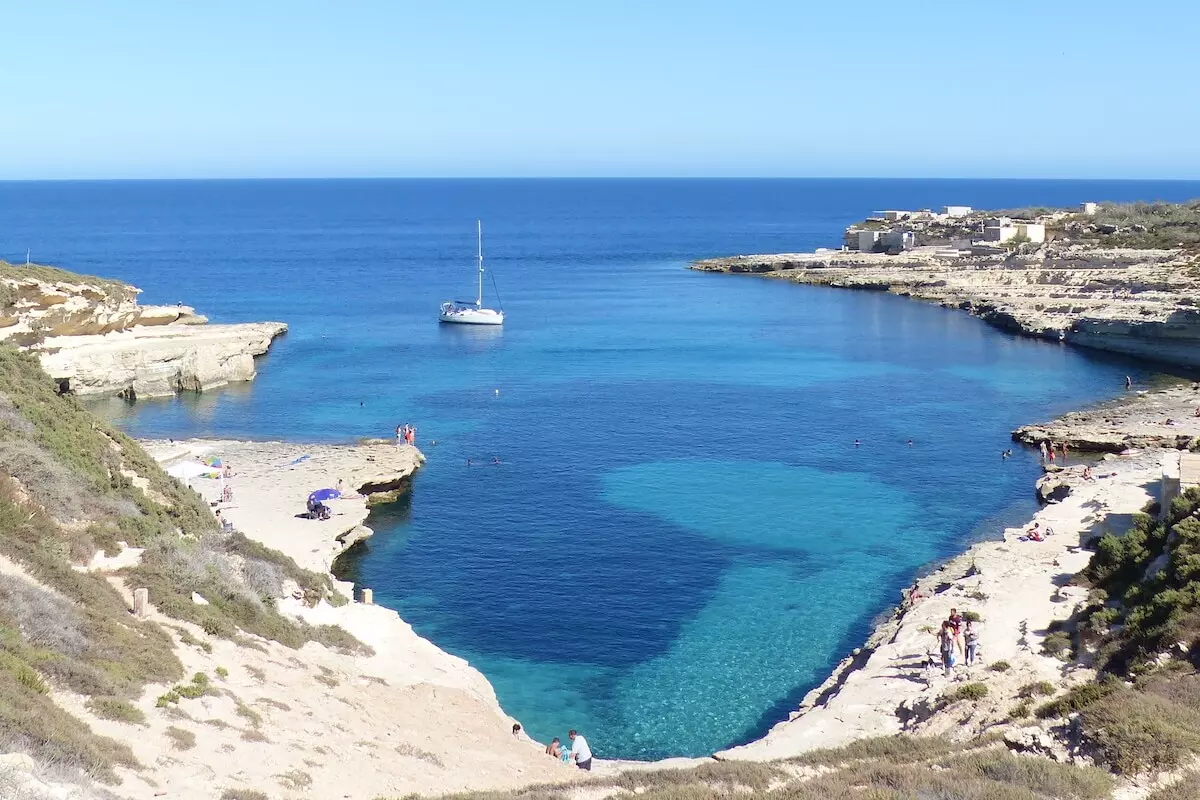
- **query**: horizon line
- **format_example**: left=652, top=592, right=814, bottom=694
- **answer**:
left=3, top=175, right=1200, bottom=184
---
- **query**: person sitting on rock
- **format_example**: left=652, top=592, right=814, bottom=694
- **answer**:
left=546, top=737, right=562, bottom=759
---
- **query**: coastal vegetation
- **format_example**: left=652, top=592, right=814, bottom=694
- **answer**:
left=1069, top=200, right=1200, bottom=250
left=0, top=339, right=367, bottom=783
left=0, top=258, right=130, bottom=312
left=1010, top=488, right=1200, bottom=776
left=433, top=737, right=1115, bottom=800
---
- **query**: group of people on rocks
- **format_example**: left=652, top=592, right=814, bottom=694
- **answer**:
left=1038, top=440, right=1069, bottom=464
left=935, top=607, right=980, bottom=678
left=396, top=423, right=416, bottom=447
left=512, top=724, right=593, bottom=771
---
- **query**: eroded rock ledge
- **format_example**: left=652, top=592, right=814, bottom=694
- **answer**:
left=1013, top=383, right=1200, bottom=452
left=0, top=262, right=286, bottom=397
left=691, top=245, right=1200, bottom=369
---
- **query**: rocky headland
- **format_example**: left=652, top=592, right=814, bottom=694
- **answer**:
left=0, top=261, right=286, bottom=397
left=691, top=202, right=1200, bottom=369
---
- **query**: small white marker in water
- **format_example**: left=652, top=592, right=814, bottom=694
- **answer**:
left=494, top=388, right=500, bottom=396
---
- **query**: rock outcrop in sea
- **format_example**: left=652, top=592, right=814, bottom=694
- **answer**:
left=0, top=261, right=286, bottom=397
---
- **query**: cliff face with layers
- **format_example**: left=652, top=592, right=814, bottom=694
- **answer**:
left=692, top=241, right=1200, bottom=369
left=0, top=262, right=286, bottom=397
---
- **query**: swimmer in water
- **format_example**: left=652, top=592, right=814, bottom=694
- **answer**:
left=491, top=457, right=501, bottom=465
left=466, top=458, right=472, bottom=467
left=907, top=439, right=914, bottom=446
left=854, top=439, right=861, bottom=447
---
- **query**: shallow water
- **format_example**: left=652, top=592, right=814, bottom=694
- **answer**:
left=3, top=178, right=1194, bottom=759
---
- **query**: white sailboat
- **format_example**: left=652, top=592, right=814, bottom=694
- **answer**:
left=439, top=220, right=505, bottom=326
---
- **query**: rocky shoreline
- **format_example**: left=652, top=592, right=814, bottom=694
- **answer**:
left=715, top=385, right=1200, bottom=767
left=691, top=244, right=1200, bottom=369
left=1, top=263, right=286, bottom=397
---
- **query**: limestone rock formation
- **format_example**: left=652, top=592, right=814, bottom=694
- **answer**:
left=36, top=321, right=287, bottom=397
left=692, top=244, right=1200, bottom=369
left=1013, top=385, right=1200, bottom=452
left=1036, top=470, right=1074, bottom=504
left=1, top=264, right=285, bottom=398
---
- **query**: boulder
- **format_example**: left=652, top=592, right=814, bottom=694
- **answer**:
left=1004, top=726, right=1070, bottom=762
left=1036, top=473, right=1072, bottom=504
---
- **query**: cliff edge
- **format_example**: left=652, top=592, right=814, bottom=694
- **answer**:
left=692, top=202, right=1200, bottom=369
left=0, top=261, right=286, bottom=397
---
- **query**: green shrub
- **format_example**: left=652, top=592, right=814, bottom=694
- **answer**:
left=987, top=660, right=1010, bottom=672
left=940, top=683, right=988, bottom=706
left=86, top=696, right=146, bottom=725
left=1036, top=680, right=1118, bottom=719
left=1009, top=700, right=1031, bottom=719
left=1080, top=686, right=1200, bottom=774
left=1018, top=680, right=1056, bottom=698
left=1042, top=630, right=1073, bottom=658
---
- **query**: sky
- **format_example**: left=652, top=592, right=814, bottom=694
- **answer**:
left=2, top=1, right=1198, bottom=180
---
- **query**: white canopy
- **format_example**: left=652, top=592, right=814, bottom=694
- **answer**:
left=166, top=461, right=219, bottom=480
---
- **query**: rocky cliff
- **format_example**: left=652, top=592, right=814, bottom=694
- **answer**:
left=691, top=244, right=1200, bottom=369
left=0, top=261, right=286, bottom=397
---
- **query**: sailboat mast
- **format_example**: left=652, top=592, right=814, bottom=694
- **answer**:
left=476, top=220, right=484, bottom=307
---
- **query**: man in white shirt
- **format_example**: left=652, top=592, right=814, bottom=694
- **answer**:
left=568, top=729, right=593, bottom=771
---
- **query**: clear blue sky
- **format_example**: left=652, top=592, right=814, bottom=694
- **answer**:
left=3, top=1, right=1197, bottom=179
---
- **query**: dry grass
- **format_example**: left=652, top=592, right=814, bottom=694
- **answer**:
left=394, top=742, right=445, bottom=767
left=424, top=743, right=1113, bottom=800
left=164, top=726, right=196, bottom=751
left=85, top=697, right=146, bottom=725
left=1146, top=770, right=1200, bottom=799
left=276, top=769, right=312, bottom=791
left=220, top=790, right=269, bottom=800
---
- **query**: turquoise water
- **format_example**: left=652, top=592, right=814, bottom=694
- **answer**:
left=2, top=178, right=1193, bottom=760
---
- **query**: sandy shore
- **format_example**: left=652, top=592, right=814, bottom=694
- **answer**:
left=83, top=438, right=575, bottom=800
left=141, top=438, right=426, bottom=582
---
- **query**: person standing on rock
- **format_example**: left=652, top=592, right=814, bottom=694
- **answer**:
left=1060, top=442, right=1069, bottom=463
left=1039, top=441, right=1049, bottom=463
left=937, top=621, right=958, bottom=678
left=963, top=620, right=980, bottom=666
left=568, top=730, right=593, bottom=771
left=1126, top=375, right=1133, bottom=390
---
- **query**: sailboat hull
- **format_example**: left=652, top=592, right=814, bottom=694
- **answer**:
left=439, top=306, right=504, bottom=325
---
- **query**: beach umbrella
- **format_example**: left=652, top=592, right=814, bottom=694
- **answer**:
left=307, top=488, right=341, bottom=503
left=204, top=456, right=224, bottom=467
left=167, top=461, right=219, bottom=480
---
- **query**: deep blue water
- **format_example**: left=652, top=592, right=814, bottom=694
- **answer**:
left=2, top=178, right=1196, bottom=760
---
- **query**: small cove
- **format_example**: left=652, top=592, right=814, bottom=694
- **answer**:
left=5, top=177, right=1196, bottom=760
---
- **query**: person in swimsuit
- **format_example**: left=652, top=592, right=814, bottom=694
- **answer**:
left=546, top=737, right=562, bottom=759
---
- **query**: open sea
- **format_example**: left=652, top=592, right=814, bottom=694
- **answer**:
left=3, top=178, right=1197, bottom=760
